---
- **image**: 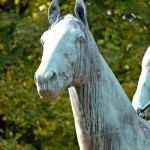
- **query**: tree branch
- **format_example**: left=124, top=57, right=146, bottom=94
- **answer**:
left=19, top=0, right=29, bottom=16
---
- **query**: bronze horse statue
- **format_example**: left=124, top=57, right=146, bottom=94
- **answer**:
left=35, top=0, right=150, bottom=149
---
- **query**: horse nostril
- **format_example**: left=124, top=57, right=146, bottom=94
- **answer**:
left=45, top=71, right=54, bottom=78
left=44, top=71, right=54, bottom=81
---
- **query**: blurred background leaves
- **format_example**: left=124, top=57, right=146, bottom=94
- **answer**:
left=0, top=0, right=150, bottom=149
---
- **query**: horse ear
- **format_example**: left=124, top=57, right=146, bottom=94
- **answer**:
left=74, top=0, right=88, bottom=26
left=48, top=0, right=60, bottom=25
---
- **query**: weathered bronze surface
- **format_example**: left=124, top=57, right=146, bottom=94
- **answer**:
left=35, top=0, right=150, bottom=149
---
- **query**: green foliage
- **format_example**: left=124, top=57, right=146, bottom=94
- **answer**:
left=0, top=0, right=150, bottom=149
left=0, top=0, right=78, bottom=149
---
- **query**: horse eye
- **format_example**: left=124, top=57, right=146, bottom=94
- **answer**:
left=40, top=39, right=44, bottom=45
left=77, top=36, right=84, bottom=43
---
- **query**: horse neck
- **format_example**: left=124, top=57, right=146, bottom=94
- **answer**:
left=68, top=31, right=136, bottom=137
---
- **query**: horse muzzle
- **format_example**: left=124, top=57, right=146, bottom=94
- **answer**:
left=34, top=70, right=57, bottom=99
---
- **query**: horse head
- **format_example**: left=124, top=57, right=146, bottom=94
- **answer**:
left=35, top=0, right=90, bottom=99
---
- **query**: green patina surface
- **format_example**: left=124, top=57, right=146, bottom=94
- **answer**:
left=35, top=0, right=150, bottom=149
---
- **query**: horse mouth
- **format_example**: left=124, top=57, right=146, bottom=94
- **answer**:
left=38, top=89, right=56, bottom=100
left=36, top=81, right=58, bottom=100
